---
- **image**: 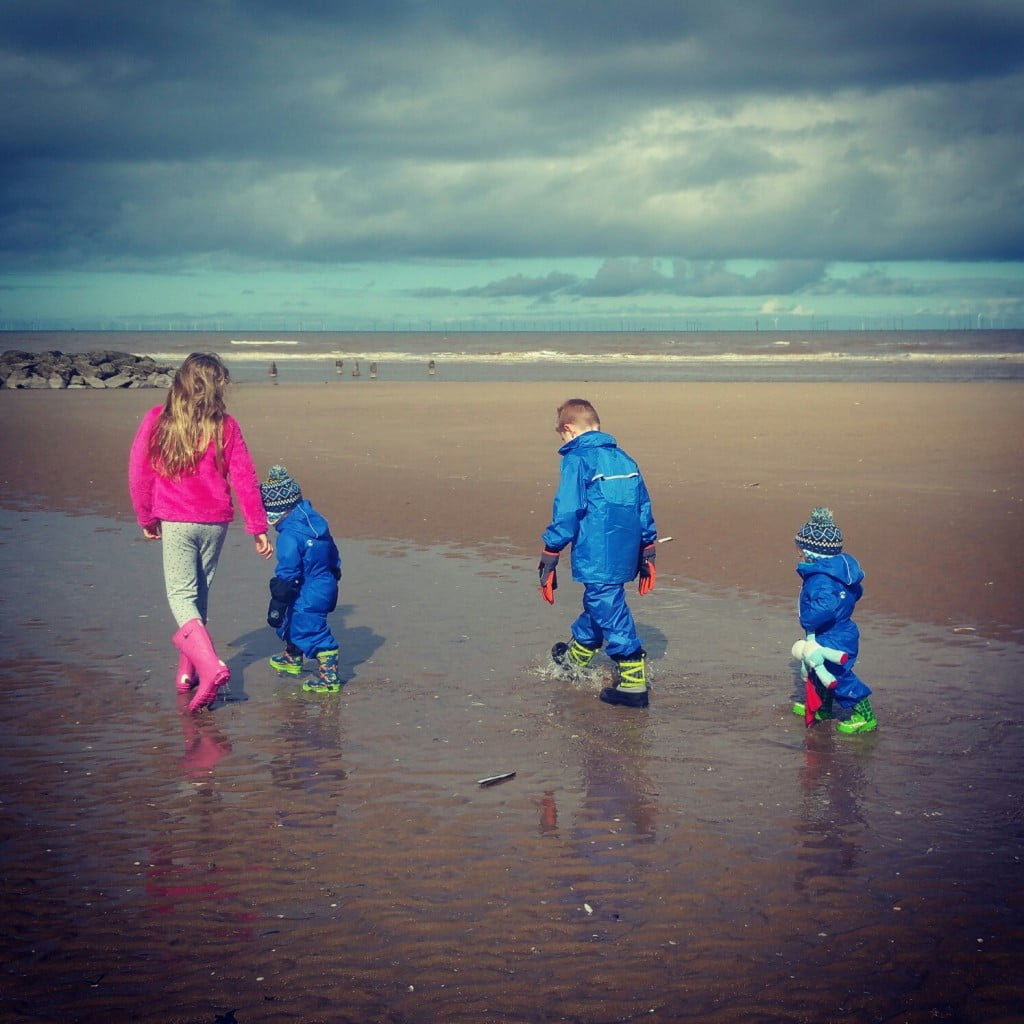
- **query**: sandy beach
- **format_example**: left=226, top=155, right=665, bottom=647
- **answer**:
left=1, top=380, right=1022, bottom=1023
left=3, top=380, right=1022, bottom=636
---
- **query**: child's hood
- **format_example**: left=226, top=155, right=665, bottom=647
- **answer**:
left=277, top=499, right=332, bottom=541
left=797, top=552, right=864, bottom=587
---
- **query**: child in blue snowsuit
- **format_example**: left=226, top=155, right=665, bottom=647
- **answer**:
left=261, top=466, right=342, bottom=693
left=538, top=399, right=658, bottom=708
left=792, top=507, right=877, bottom=733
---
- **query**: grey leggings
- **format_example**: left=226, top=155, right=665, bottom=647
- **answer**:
left=161, top=520, right=229, bottom=628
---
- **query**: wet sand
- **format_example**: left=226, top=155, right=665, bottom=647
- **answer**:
left=1, top=381, right=1022, bottom=1023
left=2, top=381, right=1022, bottom=638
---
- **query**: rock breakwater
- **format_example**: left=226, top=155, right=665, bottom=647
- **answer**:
left=0, top=350, right=174, bottom=389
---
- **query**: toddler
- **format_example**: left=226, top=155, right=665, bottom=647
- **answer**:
left=792, top=507, right=876, bottom=733
left=261, top=465, right=343, bottom=693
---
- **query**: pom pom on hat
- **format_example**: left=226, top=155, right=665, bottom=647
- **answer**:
left=261, top=465, right=302, bottom=523
left=795, top=507, right=843, bottom=557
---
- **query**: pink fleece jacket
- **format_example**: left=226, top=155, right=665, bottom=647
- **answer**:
left=128, top=406, right=268, bottom=535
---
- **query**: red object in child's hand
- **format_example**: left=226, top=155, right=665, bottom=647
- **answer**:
left=804, top=677, right=823, bottom=728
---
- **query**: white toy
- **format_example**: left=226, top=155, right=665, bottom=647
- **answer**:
left=791, top=635, right=849, bottom=687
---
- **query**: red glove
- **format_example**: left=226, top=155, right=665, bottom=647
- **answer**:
left=638, top=543, right=657, bottom=596
left=538, top=549, right=559, bottom=604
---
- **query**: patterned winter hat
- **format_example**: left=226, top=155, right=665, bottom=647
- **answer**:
left=261, top=465, right=302, bottom=523
left=795, top=507, right=843, bottom=556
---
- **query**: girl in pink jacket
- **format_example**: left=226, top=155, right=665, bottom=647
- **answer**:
left=129, top=352, right=272, bottom=712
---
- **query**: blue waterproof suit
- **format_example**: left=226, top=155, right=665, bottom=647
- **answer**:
left=543, top=430, right=657, bottom=658
left=270, top=500, right=341, bottom=657
left=797, top=552, right=871, bottom=707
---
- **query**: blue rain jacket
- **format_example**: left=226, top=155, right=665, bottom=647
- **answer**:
left=543, top=430, right=657, bottom=585
left=797, top=552, right=871, bottom=704
left=271, top=499, right=341, bottom=656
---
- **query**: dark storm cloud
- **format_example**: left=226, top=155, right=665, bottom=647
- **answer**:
left=1, top=0, right=1023, bottom=270
left=417, top=257, right=1024, bottom=308
left=569, top=260, right=833, bottom=299
left=428, top=272, right=580, bottom=299
left=415, top=260, right=832, bottom=301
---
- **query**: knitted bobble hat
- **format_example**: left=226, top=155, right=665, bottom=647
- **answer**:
left=261, top=465, right=302, bottom=523
left=795, top=507, right=843, bottom=557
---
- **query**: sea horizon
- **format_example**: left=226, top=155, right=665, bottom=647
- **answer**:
left=3, top=327, right=1023, bottom=383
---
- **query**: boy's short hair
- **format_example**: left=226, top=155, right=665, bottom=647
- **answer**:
left=557, top=398, right=600, bottom=430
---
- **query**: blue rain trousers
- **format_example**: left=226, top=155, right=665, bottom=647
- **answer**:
left=571, top=583, right=642, bottom=660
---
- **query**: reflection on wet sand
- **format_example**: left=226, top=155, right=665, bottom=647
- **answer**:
left=1, top=508, right=1022, bottom=1023
left=794, top=729, right=867, bottom=892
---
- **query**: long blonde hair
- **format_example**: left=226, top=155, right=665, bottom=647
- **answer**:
left=150, top=353, right=230, bottom=478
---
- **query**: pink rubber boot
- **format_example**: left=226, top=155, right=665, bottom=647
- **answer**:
left=172, top=618, right=231, bottom=713
left=175, top=651, right=198, bottom=693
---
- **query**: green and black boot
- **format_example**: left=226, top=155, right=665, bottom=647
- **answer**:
left=601, top=650, right=649, bottom=708
left=551, top=637, right=598, bottom=672
left=836, top=697, right=877, bottom=734
left=270, top=641, right=304, bottom=676
left=304, top=649, right=341, bottom=693
left=792, top=686, right=835, bottom=722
